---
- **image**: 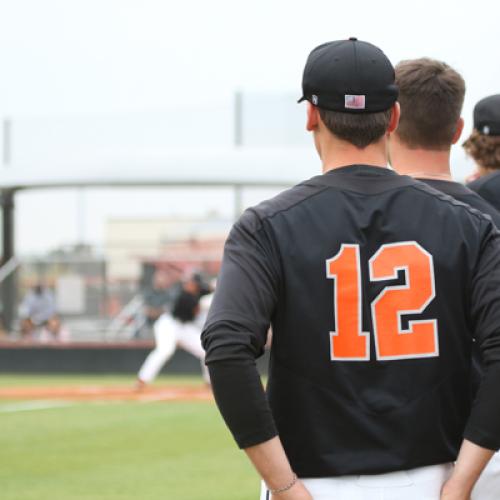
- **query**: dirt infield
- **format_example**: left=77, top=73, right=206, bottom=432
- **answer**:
left=0, top=384, right=213, bottom=402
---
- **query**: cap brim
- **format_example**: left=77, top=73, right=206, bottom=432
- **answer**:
left=297, top=96, right=307, bottom=103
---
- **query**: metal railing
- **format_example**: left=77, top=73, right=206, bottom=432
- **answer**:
left=0, top=257, right=19, bottom=283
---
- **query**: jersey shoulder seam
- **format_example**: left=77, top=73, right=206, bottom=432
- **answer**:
left=409, top=182, right=493, bottom=223
left=245, top=182, right=331, bottom=231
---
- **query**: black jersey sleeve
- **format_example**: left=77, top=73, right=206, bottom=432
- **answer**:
left=465, top=220, right=500, bottom=450
left=201, top=209, right=280, bottom=448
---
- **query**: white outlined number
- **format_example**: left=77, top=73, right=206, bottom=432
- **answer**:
left=326, top=241, right=438, bottom=362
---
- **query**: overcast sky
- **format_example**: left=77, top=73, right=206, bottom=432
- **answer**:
left=0, top=0, right=498, bottom=254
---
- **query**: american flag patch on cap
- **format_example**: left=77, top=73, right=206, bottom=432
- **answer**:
left=345, top=94, right=366, bottom=109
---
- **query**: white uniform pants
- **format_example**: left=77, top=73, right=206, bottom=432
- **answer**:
left=138, top=314, right=209, bottom=383
left=260, top=463, right=452, bottom=500
left=472, top=452, right=500, bottom=500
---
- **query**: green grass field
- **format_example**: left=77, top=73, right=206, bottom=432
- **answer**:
left=0, top=375, right=258, bottom=500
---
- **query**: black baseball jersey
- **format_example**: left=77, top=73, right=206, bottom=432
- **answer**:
left=418, top=178, right=500, bottom=387
left=467, top=171, right=500, bottom=212
left=421, top=178, right=500, bottom=228
left=202, top=165, right=500, bottom=478
left=172, top=283, right=211, bottom=323
left=172, top=291, right=199, bottom=323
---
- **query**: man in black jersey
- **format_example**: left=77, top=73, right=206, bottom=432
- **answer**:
left=464, top=95, right=500, bottom=210
left=137, top=274, right=212, bottom=388
left=202, top=39, right=500, bottom=500
left=390, top=59, right=500, bottom=228
left=389, top=58, right=500, bottom=500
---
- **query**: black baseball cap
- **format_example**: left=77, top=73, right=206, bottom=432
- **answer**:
left=298, top=37, right=398, bottom=114
left=473, top=95, right=500, bottom=136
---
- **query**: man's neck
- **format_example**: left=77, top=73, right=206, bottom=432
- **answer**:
left=319, top=138, right=388, bottom=174
left=390, top=137, right=452, bottom=181
left=478, top=165, right=500, bottom=177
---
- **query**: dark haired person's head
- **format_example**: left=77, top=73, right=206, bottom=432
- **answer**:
left=299, top=38, right=399, bottom=156
left=463, top=95, right=500, bottom=172
left=315, top=108, right=394, bottom=149
left=394, top=58, right=465, bottom=151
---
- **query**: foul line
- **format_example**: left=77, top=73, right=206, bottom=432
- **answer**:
left=0, top=401, right=75, bottom=414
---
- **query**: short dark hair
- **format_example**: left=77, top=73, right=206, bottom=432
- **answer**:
left=318, top=108, right=393, bottom=149
left=395, top=58, right=465, bottom=150
left=463, top=129, right=500, bottom=170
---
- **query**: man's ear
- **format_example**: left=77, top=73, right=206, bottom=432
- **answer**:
left=387, top=102, right=400, bottom=134
left=306, top=102, right=320, bottom=131
left=452, top=117, right=464, bottom=145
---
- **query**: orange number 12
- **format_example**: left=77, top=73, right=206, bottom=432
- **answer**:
left=326, top=242, right=438, bottom=362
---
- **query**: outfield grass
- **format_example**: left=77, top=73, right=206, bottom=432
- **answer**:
left=0, top=376, right=258, bottom=500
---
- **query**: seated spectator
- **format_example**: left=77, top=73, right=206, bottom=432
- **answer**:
left=19, top=284, right=68, bottom=342
left=38, top=316, right=70, bottom=343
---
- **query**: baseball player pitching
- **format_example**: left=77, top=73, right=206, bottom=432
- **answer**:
left=201, top=38, right=500, bottom=500
left=137, top=274, right=213, bottom=388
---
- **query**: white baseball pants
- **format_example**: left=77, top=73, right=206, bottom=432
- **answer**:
left=471, top=452, right=500, bottom=500
left=260, top=463, right=452, bottom=500
left=137, top=314, right=209, bottom=383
